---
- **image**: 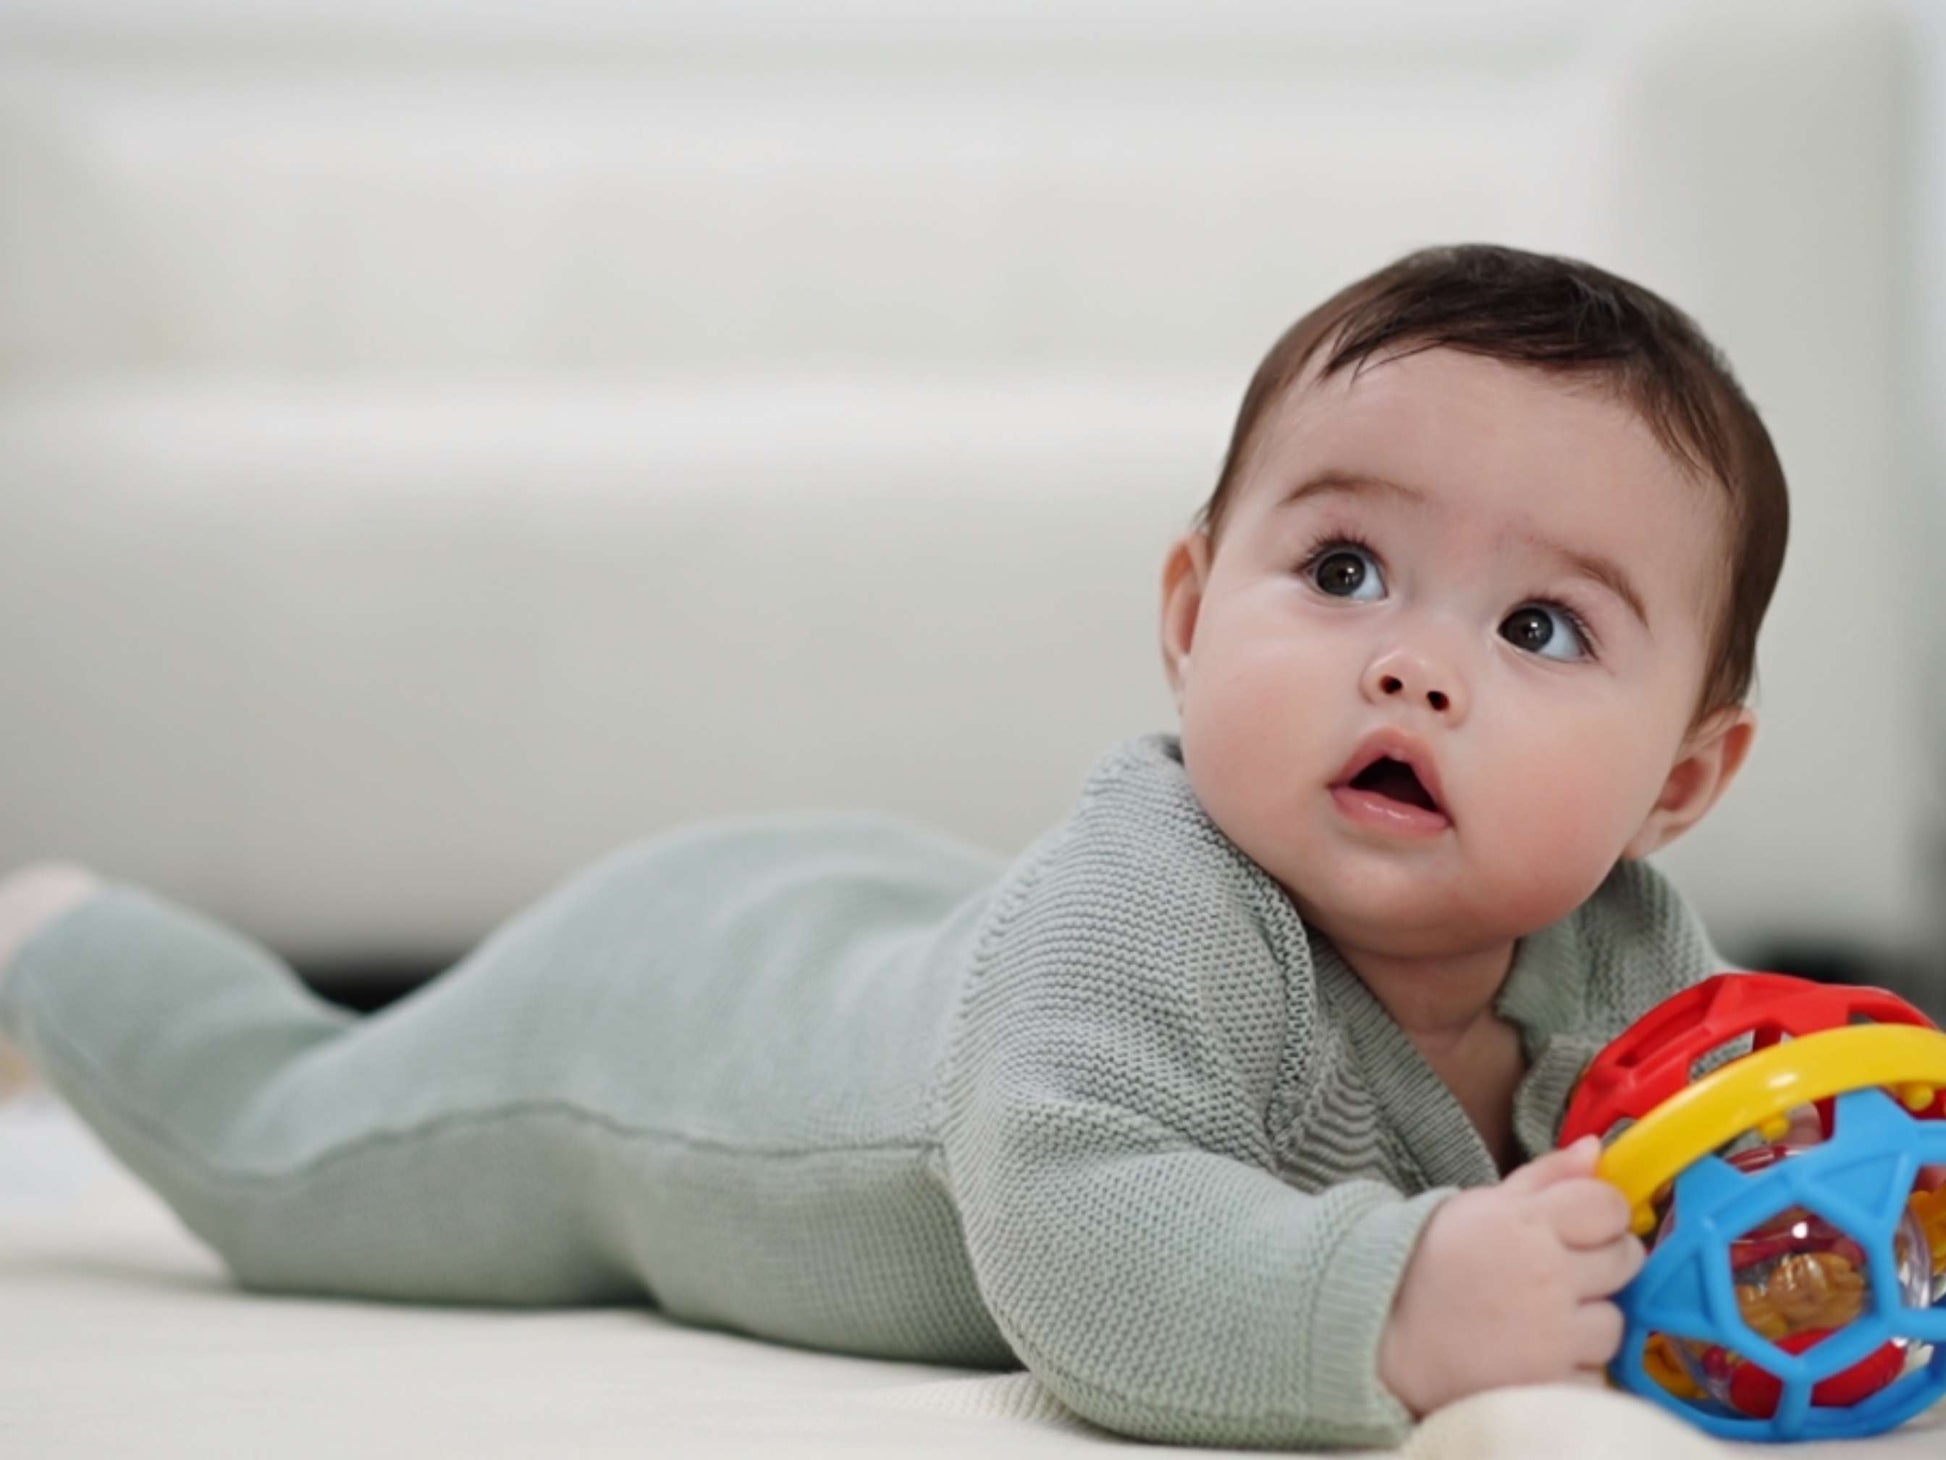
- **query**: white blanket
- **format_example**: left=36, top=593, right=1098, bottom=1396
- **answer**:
left=4, top=1095, right=1942, bottom=1459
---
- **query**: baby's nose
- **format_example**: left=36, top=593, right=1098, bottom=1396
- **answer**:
left=1378, top=673, right=1451, bottom=713
left=1363, top=647, right=1462, bottom=716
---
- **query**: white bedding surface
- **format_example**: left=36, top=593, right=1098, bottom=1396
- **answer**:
left=4, top=1093, right=1943, bottom=1459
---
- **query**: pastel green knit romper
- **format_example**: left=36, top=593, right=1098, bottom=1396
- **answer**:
left=0, top=732, right=1731, bottom=1448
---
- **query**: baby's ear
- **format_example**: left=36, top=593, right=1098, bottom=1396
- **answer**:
left=1158, top=529, right=1213, bottom=709
left=1622, top=706, right=1758, bottom=860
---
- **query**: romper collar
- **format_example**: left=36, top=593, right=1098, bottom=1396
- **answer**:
left=1307, top=912, right=1595, bottom=1191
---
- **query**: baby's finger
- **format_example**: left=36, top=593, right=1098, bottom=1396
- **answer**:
left=1506, top=1134, right=1601, bottom=1193
left=1569, top=1233, right=1647, bottom=1298
left=1569, top=1299, right=1627, bottom=1370
left=1916, top=1164, right=1946, bottom=1195
left=1537, top=1176, right=1633, bottom=1248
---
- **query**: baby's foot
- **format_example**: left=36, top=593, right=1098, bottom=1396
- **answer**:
left=0, top=863, right=100, bottom=1106
left=0, top=1029, right=39, bottom=1103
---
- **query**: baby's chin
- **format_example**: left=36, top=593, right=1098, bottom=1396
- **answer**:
left=1275, top=873, right=1533, bottom=964
left=1302, top=914, right=1497, bottom=967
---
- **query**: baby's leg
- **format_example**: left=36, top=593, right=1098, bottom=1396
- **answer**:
left=0, top=877, right=652, bottom=1308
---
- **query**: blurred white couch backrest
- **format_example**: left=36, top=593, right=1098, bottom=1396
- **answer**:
left=0, top=0, right=1935, bottom=978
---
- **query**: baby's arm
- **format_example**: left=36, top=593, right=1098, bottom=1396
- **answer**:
left=940, top=1033, right=1447, bottom=1449
left=940, top=963, right=1640, bottom=1449
left=933, top=842, right=1648, bottom=1446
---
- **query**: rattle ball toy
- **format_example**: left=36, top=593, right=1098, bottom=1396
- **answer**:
left=1560, top=972, right=1946, bottom=1442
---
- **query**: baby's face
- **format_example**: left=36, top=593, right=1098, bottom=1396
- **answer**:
left=1160, top=347, right=1749, bottom=963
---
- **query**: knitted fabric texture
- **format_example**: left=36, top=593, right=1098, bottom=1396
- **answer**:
left=928, top=732, right=1730, bottom=1448
left=0, top=732, right=1732, bottom=1451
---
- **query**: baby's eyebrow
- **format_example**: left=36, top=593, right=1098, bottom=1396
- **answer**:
left=1277, top=470, right=1651, bottom=634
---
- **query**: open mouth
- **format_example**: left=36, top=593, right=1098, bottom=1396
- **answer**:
left=1346, top=757, right=1441, bottom=813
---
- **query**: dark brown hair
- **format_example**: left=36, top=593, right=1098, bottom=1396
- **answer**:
left=1194, top=244, right=1789, bottom=738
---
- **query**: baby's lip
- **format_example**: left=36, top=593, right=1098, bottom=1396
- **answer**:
left=1331, top=728, right=1449, bottom=818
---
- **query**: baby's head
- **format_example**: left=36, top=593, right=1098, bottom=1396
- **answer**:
left=1159, top=244, right=1788, bottom=967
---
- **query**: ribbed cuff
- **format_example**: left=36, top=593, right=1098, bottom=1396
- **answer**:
left=1306, top=1186, right=1457, bottom=1438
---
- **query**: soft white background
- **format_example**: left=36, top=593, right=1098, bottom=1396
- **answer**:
left=1, top=0, right=1942, bottom=1007
left=1912, top=0, right=1946, bottom=725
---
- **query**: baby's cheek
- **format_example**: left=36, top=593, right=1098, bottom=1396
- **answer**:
left=1473, top=764, right=1635, bottom=922
left=1179, top=666, right=1323, bottom=840
left=1484, top=770, right=1571, bottom=853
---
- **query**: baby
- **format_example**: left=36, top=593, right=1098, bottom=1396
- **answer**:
left=0, top=244, right=1786, bottom=1450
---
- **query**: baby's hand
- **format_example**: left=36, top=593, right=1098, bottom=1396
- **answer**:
left=1377, top=1134, right=1643, bottom=1418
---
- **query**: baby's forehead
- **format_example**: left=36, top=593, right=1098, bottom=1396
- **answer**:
left=1253, top=348, right=1710, bottom=501
left=1275, top=344, right=1655, bottom=438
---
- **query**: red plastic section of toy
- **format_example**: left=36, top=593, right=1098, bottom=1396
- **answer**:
left=1721, top=1329, right=1908, bottom=1418
left=1559, top=973, right=1943, bottom=1148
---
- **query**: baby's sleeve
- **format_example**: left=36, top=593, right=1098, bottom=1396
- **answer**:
left=931, top=791, right=1452, bottom=1450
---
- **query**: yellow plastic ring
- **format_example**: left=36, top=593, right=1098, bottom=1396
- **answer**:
left=1595, top=1023, right=1946, bottom=1235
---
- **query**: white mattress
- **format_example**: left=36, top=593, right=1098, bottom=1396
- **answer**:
left=5, top=1092, right=1944, bottom=1459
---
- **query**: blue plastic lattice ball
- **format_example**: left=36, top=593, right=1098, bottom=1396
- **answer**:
left=1613, top=1088, right=1946, bottom=1441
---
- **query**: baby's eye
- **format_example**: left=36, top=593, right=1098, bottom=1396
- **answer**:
left=1308, top=543, right=1383, bottom=601
left=1501, top=604, right=1594, bottom=662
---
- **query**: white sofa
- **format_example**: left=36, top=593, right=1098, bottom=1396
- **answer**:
left=0, top=0, right=1936, bottom=991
